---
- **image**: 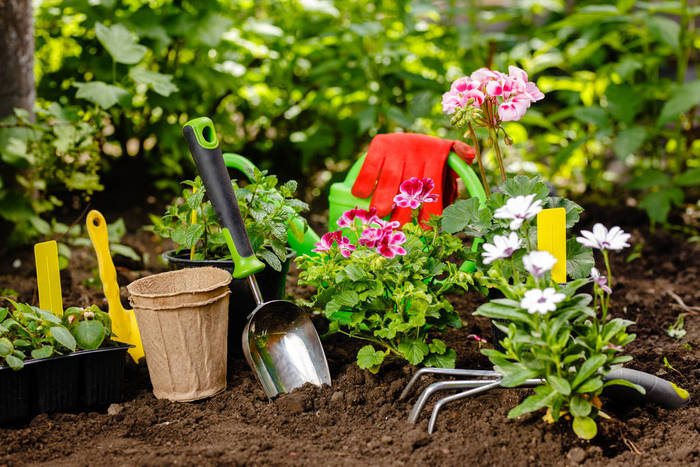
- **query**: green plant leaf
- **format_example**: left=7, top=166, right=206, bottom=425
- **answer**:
left=441, top=198, right=483, bottom=234
left=500, top=366, right=540, bottom=388
left=574, top=106, right=610, bottom=127
left=5, top=354, right=23, bottom=370
left=605, top=84, right=643, bottom=124
left=576, top=377, right=603, bottom=393
left=95, top=22, right=147, bottom=64
left=645, top=16, right=680, bottom=52
left=110, top=244, right=141, bottom=262
left=356, top=345, right=386, bottom=373
left=658, top=80, right=700, bottom=125
left=129, top=68, right=179, bottom=96
left=569, top=394, right=592, bottom=418
left=572, top=416, right=597, bottom=439
left=50, top=326, right=76, bottom=351
left=639, top=188, right=684, bottom=224
left=73, top=82, right=130, bottom=109
left=625, top=169, right=671, bottom=190
left=423, top=348, right=456, bottom=368
left=571, top=354, right=606, bottom=389
left=675, top=167, right=700, bottom=187
left=398, top=339, right=429, bottom=365
left=613, top=126, right=646, bottom=159
left=0, top=338, right=13, bottom=356
left=547, top=375, right=571, bottom=396
left=31, top=345, right=54, bottom=360
left=74, top=321, right=106, bottom=350
left=507, top=388, right=556, bottom=418
left=428, top=339, right=447, bottom=354
left=602, top=378, right=646, bottom=394
left=566, top=238, right=594, bottom=280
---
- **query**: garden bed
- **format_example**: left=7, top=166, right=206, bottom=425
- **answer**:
left=0, top=204, right=697, bottom=466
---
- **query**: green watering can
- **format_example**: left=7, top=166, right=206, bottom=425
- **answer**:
left=223, top=152, right=486, bottom=259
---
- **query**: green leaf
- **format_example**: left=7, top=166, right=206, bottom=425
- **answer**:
left=572, top=416, right=597, bottom=439
left=0, top=338, right=13, bottom=356
left=574, top=106, right=610, bottom=127
left=50, top=326, right=76, bottom=351
left=658, top=81, right=700, bottom=125
left=625, top=169, right=671, bottom=190
left=197, top=14, right=233, bottom=47
left=605, top=84, right=643, bottom=124
left=507, top=388, right=556, bottom=418
left=5, top=354, right=23, bottom=370
left=613, top=126, right=646, bottom=159
left=74, top=321, right=106, bottom=350
left=547, top=375, right=571, bottom=396
left=571, top=354, right=606, bottom=389
left=602, top=378, right=646, bottom=394
left=356, top=345, right=386, bottom=372
left=335, top=290, right=360, bottom=308
left=428, top=339, right=447, bottom=354
left=646, top=16, right=680, bottom=51
left=12, top=339, right=30, bottom=347
left=343, top=264, right=367, bottom=281
left=110, top=244, right=141, bottom=262
left=95, top=22, right=147, bottom=64
left=441, top=198, right=482, bottom=234
left=552, top=137, right=589, bottom=173
left=566, top=238, right=594, bottom=280
left=500, top=366, right=540, bottom=388
left=576, top=377, right=603, bottom=393
left=675, top=167, right=700, bottom=187
left=398, top=339, right=429, bottom=365
left=181, top=223, right=205, bottom=249
left=639, top=188, right=684, bottom=224
left=73, top=82, right=130, bottom=109
left=31, top=345, right=54, bottom=360
left=129, top=68, right=178, bottom=96
left=502, top=175, right=550, bottom=200
left=423, top=348, right=456, bottom=368
left=569, top=394, right=592, bottom=418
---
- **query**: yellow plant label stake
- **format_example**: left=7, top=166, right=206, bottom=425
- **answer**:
left=537, top=208, right=566, bottom=283
left=34, top=240, right=64, bottom=317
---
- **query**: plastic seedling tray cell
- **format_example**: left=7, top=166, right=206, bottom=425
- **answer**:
left=0, top=342, right=131, bottom=425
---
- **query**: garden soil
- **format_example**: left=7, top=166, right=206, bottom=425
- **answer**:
left=0, top=204, right=698, bottom=466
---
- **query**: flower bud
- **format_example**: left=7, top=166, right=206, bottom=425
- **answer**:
left=504, top=134, right=514, bottom=146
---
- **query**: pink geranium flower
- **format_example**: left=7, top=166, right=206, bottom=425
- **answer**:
left=337, top=206, right=377, bottom=228
left=376, top=231, right=407, bottom=258
left=393, top=177, right=439, bottom=210
left=312, top=231, right=356, bottom=257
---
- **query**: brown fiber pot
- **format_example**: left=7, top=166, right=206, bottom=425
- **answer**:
left=127, top=267, right=231, bottom=402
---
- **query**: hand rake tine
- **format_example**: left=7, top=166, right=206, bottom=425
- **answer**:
left=427, top=380, right=502, bottom=434
left=399, top=367, right=501, bottom=400
left=407, top=379, right=500, bottom=424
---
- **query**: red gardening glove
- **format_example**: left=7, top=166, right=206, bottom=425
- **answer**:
left=351, top=133, right=474, bottom=226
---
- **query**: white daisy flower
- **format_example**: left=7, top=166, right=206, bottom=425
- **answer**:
left=482, top=232, right=523, bottom=264
left=576, top=223, right=630, bottom=251
left=522, top=250, right=557, bottom=278
left=493, top=194, right=543, bottom=230
left=520, top=287, right=566, bottom=315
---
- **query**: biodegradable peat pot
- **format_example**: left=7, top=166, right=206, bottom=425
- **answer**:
left=162, top=250, right=292, bottom=355
left=127, top=267, right=231, bottom=402
left=0, top=343, right=131, bottom=425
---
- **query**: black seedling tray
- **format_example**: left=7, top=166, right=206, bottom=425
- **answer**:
left=0, top=342, right=131, bottom=425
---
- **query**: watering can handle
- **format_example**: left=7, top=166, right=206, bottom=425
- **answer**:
left=223, top=153, right=258, bottom=182
left=605, top=368, right=690, bottom=409
left=183, top=117, right=265, bottom=279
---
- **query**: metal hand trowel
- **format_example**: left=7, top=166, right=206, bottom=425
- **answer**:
left=182, top=116, right=331, bottom=398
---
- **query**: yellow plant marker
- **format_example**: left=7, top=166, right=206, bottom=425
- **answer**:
left=190, top=186, right=197, bottom=260
left=537, top=208, right=566, bottom=283
left=34, top=240, right=63, bottom=317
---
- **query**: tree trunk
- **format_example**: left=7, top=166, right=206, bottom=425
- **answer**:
left=0, top=0, right=35, bottom=120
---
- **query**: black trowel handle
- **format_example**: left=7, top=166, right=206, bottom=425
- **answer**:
left=604, top=368, right=690, bottom=409
left=183, top=117, right=264, bottom=279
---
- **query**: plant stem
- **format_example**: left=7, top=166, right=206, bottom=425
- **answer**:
left=466, top=123, right=490, bottom=197
left=602, top=250, right=612, bottom=323
left=486, top=103, right=506, bottom=182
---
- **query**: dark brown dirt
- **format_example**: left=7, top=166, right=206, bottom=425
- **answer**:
left=0, top=204, right=698, bottom=466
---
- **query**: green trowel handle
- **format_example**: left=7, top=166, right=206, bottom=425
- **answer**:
left=183, top=117, right=264, bottom=279
left=604, top=368, right=690, bottom=409
left=222, top=152, right=321, bottom=257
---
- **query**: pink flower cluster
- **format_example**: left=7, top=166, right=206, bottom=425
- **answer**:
left=441, top=66, right=544, bottom=122
left=393, top=177, right=439, bottom=209
left=312, top=207, right=408, bottom=259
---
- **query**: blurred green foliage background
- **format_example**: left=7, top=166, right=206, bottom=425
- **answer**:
left=0, top=0, right=698, bottom=246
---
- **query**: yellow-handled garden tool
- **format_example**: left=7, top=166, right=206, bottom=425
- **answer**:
left=86, top=210, right=144, bottom=362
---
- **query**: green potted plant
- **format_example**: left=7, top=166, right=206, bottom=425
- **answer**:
left=0, top=300, right=130, bottom=423
left=152, top=166, right=309, bottom=352
left=297, top=177, right=473, bottom=373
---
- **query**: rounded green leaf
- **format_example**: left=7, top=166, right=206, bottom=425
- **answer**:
left=50, top=326, right=76, bottom=351
left=547, top=375, right=572, bottom=396
left=357, top=345, right=386, bottom=373
left=572, top=416, right=597, bottom=440
left=31, top=345, right=54, bottom=360
left=74, top=321, right=106, bottom=350
left=95, top=22, right=147, bottom=64
left=0, top=337, right=13, bottom=357
left=5, top=354, right=24, bottom=370
left=569, top=394, right=592, bottom=418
